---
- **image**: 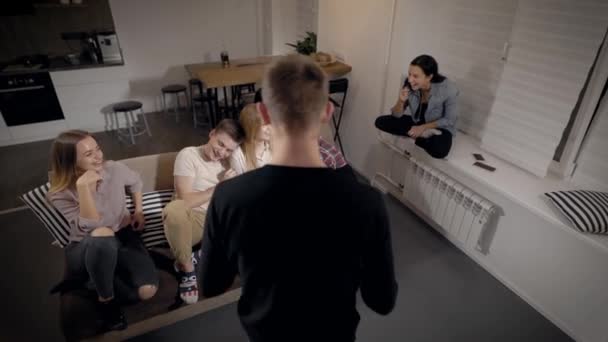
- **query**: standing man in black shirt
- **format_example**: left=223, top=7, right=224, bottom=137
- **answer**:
left=199, top=54, right=398, bottom=342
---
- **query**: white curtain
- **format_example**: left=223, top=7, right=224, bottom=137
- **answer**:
left=481, top=0, right=608, bottom=177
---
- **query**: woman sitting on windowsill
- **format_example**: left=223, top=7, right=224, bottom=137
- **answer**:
left=375, top=54, right=459, bottom=159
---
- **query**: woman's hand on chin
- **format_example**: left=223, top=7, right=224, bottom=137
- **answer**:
left=76, top=170, right=102, bottom=190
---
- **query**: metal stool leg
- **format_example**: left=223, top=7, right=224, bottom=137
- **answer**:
left=332, top=92, right=347, bottom=157
left=193, top=101, right=198, bottom=127
left=112, top=111, right=120, bottom=136
left=185, top=90, right=191, bottom=113
left=174, top=94, right=180, bottom=123
left=124, top=111, right=136, bottom=144
left=139, top=108, right=151, bottom=137
left=207, top=88, right=217, bottom=128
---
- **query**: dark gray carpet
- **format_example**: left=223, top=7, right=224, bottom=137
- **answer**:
left=130, top=195, right=573, bottom=342
left=0, top=209, right=64, bottom=341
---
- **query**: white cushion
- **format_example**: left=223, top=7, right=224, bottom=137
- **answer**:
left=21, top=184, right=174, bottom=248
left=545, top=190, right=608, bottom=234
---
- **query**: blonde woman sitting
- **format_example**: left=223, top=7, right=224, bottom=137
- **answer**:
left=230, top=104, right=272, bottom=175
left=237, top=91, right=356, bottom=178
left=48, top=130, right=158, bottom=332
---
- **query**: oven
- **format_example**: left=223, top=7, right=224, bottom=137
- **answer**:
left=0, top=72, right=64, bottom=126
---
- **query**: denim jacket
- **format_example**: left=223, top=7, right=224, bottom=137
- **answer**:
left=403, top=78, right=459, bottom=135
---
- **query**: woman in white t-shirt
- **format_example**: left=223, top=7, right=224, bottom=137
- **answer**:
left=230, top=104, right=272, bottom=175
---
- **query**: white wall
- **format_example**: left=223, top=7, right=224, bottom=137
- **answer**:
left=317, top=0, right=396, bottom=178
left=271, top=0, right=318, bottom=55
left=259, top=0, right=273, bottom=56
left=0, top=0, right=262, bottom=145
left=109, top=0, right=260, bottom=110
left=271, top=0, right=298, bottom=55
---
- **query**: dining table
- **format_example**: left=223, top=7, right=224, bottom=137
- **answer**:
left=185, top=55, right=352, bottom=127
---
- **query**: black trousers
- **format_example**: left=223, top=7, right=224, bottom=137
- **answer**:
left=374, top=115, right=452, bottom=159
left=64, top=227, right=158, bottom=301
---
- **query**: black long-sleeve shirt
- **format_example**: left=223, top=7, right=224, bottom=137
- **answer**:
left=200, top=165, right=398, bottom=342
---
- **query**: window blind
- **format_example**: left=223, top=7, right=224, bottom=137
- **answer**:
left=481, top=0, right=608, bottom=177
left=440, top=0, right=518, bottom=140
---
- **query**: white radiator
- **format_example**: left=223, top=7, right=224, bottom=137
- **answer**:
left=373, top=150, right=497, bottom=250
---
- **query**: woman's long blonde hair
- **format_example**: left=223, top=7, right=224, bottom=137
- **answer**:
left=239, top=104, right=265, bottom=171
left=48, top=130, right=92, bottom=194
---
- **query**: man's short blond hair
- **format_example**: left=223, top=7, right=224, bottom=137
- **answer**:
left=262, top=54, right=328, bottom=133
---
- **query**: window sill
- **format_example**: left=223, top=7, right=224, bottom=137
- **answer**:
left=378, top=131, right=608, bottom=254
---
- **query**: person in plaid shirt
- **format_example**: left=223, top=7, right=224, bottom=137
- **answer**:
left=319, top=136, right=347, bottom=169
left=255, top=89, right=353, bottom=173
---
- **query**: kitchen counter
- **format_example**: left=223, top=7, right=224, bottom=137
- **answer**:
left=0, top=59, right=124, bottom=76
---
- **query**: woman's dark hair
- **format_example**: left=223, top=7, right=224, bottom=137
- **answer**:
left=410, top=55, right=446, bottom=83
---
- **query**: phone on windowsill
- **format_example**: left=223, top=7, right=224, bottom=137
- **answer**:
left=473, top=162, right=496, bottom=172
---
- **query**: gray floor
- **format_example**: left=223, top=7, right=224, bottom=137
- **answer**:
left=0, top=110, right=572, bottom=342
left=0, top=111, right=210, bottom=211
left=0, top=190, right=572, bottom=342
left=130, top=195, right=573, bottom=342
left=0, top=209, right=64, bottom=341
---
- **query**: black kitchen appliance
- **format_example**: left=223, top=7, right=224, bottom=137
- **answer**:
left=0, top=72, right=64, bottom=126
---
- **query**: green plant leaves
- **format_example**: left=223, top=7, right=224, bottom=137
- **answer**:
left=286, top=31, right=317, bottom=55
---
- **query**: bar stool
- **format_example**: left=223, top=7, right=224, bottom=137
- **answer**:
left=112, top=101, right=151, bottom=144
left=161, top=84, right=188, bottom=123
left=230, top=83, right=256, bottom=118
left=189, top=79, right=214, bottom=128
left=329, top=78, right=349, bottom=157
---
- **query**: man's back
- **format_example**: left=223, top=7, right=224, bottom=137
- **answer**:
left=201, top=166, right=398, bottom=342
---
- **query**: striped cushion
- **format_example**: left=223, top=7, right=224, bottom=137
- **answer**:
left=125, top=190, right=174, bottom=248
left=21, top=183, right=71, bottom=247
left=545, top=190, right=608, bottom=234
left=20, top=184, right=174, bottom=248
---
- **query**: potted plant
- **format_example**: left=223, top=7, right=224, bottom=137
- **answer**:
left=286, top=31, right=317, bottom=55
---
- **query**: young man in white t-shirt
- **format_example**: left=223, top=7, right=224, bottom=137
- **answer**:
left=163, top=119, right=244, bottom=304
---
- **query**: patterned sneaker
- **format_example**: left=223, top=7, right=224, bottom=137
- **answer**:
left=173, top=251, right=201, bottom=305
left=173, top=251, right=200, bottom=274
left=179, top=271, right=199, bottom=305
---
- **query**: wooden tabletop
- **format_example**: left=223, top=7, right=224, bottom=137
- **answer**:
left=185, top=55, right=352, bottom=89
